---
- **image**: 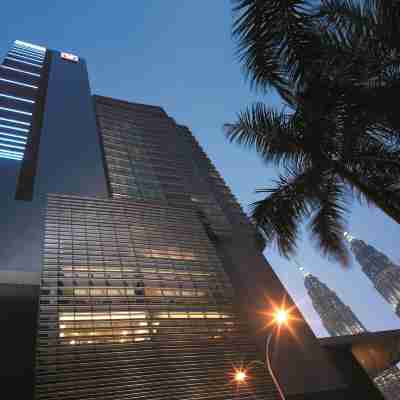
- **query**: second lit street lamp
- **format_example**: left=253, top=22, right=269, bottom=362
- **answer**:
left=234, top=308, right=290, bottom=400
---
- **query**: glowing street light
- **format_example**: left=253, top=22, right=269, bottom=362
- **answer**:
left=274, top=309, right=289, bottom=326
left=231, top=306, right=293, bottom=399
left=234, top=369, right=247, bottom=384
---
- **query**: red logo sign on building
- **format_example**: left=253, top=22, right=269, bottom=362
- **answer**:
left=60, top=52, right=79, bottom=62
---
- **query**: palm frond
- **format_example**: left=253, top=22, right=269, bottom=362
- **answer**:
left=315, top=0, right=400, bottom=104
left=347, top=134, right=400, bottom=170
left=319, top=0, right=375, bottom=40
left=250, top=166, right=322, bottom=258
left=224, top=103, right=307, bottom=168
left=337, top=164, right=400, bottom=224
left=373, top=0, right=400, bottom=53
left=308, top=176, right=350, bottom=265
left=228, top=0, right=400, bottom=267
left=231, top=0, right=319, bottom=94
left=356, top=86, right=400, bottom=138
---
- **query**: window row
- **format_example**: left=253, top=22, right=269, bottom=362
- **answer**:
left=44, top=232, right=209, bottom=241
left=42, top=268, right=222, bottom=277
left=42, top=287, right=214, bottom=296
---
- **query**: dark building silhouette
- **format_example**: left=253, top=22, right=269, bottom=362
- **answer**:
left=344, top=232, right=400, bottom=318
left=0, top=271, right=39, bottom=399
left=301, top=267, right=400, bottom=400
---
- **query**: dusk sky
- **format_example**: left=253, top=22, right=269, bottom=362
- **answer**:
left=0, top=0, right=399, bottom=337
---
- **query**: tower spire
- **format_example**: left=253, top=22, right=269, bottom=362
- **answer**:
left=294, top=259, right=309, bottom=277
left=343, top=231, right=355, bottom=243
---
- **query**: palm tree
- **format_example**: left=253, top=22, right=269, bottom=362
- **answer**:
left=227, top=0, right=400, bottom=265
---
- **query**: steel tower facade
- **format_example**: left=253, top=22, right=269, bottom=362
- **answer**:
left=304, top=273, right=366, bottom=336
left=302, top=270, right=400, bottom=400
left=344, top=233, right=400, bottom=318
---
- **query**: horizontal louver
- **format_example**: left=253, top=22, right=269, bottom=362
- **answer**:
left=35, top=194, right=278, bottom=400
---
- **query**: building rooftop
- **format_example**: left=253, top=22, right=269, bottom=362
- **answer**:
left=0, top=270, right=40, bottom=285
left=319, top=329, right=400, bottom=377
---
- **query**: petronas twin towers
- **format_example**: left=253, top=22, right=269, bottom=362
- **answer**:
left=303, top=272, right=366, bottom=336
left=301, top=234, right=400, bottom=400
left=304, top=233, right=400, bottom=336
left=344, top=233, right=400, bottom=318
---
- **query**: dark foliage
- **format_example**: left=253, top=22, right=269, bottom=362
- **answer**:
left=228, top=0, right=400, bottom=265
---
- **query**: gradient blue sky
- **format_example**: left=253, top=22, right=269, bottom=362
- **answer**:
left=1, top=0, right=398, bottom=337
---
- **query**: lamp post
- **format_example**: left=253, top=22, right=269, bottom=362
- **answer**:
left=265, top=309, right=289, bottom=400
left=233, top=308, right=290, bottom=400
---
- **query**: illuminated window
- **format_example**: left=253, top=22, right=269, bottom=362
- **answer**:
left=74, top=288, right=89, bottom=296
left=144, top=288, right=162, bottom=296
left=151, top=311, right=231, bottom=319
left=162, top=289, right=180, bottom=296
left=90, top=288, right=107, bottom=296
left=59, top=311, right=148, bottom=321
left=142, top=247, right=196, bottom=260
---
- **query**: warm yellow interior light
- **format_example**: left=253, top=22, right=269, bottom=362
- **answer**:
left=134, top=329, right=149, bottom=335
left=59, top=311, right=148, bottom=321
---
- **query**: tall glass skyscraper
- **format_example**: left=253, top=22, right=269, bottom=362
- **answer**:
left=0, top=40, right=108, bottom=400
left=344, top=233, right=400, bottom=318
left=0, top=40, right=47, bottom=166
left=1, top=41, right=352, bottom=400
left=301, top=268, right=400, bottom=400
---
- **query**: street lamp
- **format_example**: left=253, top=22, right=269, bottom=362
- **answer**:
left=266, top=308, right=290, bottom=400
left=234, top=369, right=247, bottom=384
left=273, top=309, right=289, bottom=326
left=231, top=308, right=291, bottom=400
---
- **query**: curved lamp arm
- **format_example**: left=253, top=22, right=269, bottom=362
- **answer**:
left=266, top=330, right=286, bottom=400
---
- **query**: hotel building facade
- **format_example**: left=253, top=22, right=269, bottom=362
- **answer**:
left=0, top=41, right=354, bottom=400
